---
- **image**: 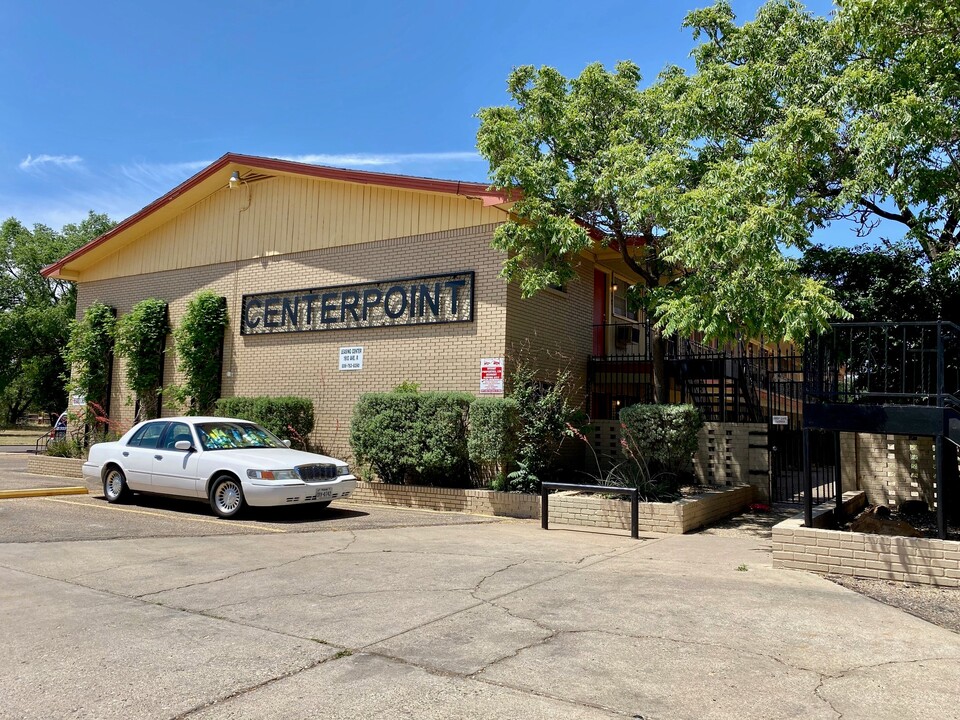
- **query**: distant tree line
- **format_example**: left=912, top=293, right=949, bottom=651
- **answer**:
left=0, top=212, right=115, bottom=424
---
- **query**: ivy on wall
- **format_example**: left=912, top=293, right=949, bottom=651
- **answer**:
left=169, top=292, right=228, bottom=415
left=114, top=298, right=169, bottom=421
left=63, top=301, right=117, bottom=419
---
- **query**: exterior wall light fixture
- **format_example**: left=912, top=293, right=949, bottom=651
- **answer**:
left=228, top=171, right=241, bottom=190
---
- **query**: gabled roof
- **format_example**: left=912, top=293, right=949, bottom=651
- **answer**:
left=42, top=152, right=511, bottom=279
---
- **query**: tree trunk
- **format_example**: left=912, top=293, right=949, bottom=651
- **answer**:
left=650, top=325, right=668, bottom=403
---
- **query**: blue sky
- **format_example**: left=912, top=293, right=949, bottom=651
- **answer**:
left=3, top=0, right=846, bottom=241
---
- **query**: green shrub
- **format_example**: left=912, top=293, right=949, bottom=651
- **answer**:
left=45, top=437, right=86, bottom=459
left=63, top=301, right=116, bottom=414
left=215, top=396, right=315, bottom=449
left=505, top=361, right=580, bottom=493
left=618, top=404, right=704, bottom=487
left=467, top=397, right=518, bottom=487
left=169, top=292, right=228, bottom=415
left=350, top=391, right=472, bottom=485
left=114, top=298, right=169, bottom=421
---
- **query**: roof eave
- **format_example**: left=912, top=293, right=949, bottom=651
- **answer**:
left=42, top=152, right=512, bottom=279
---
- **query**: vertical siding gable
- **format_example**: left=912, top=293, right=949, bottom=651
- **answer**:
left=78, top=175, right=507, bottom=282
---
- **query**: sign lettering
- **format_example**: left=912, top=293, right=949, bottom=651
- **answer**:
left=241, top=271, right=474, bottom=335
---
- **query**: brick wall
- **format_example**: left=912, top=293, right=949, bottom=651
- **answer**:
left=773, top=497, right=960, bottom=588
left=346, top=482, right=539, bottom=518
left=349, top=482, right=752, bottom=534
left=27, top=456, right=85, bottom=479
left=694, top=422, right=770, bottom=500
left=76, top=224, right=508, bottom=459
left=840, top=433, right=938, bottom=509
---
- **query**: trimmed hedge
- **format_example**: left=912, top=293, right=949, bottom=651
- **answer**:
left=214, top=396, right=314, bottom=448
left=467, top=397, right=518, bottom=486
left=618, top=403, right=703, bottom=479
left=350, top=391, right=473, bottom=485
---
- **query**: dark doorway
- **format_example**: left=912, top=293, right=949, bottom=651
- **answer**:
left=770, top=426, right=837, bottom=504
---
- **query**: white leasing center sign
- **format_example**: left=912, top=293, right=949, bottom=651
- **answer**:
left=339, top=347, right=364, bottom=371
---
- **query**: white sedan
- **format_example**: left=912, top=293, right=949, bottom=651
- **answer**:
left=83, top=417, right=357, bottom=518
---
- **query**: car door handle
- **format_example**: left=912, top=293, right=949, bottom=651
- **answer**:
left=122, top=451, right=129, bottom=457
left=154, top=455, right=163, bottom=460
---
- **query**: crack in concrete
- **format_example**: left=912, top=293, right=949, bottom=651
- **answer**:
left=135, top=531, right=357, bottom=599
left=813, top=675, right=843, bottom=720
left=201, top=586, right=478, bottom=613
left=471, top=559, right=528, bottom=594
left=64, top=553, right=182, bottom=581
left=168, top=650, right=352, bottom=720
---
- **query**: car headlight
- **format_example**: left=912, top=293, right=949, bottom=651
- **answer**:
left=336, top=465, right=351, bottom=476
left=247, top=469, right=300, bottom=481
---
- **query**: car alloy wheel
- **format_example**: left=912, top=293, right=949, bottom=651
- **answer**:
left=103, top=468, right=129, bottom=503
left=210, top=476, right=244, bottom=518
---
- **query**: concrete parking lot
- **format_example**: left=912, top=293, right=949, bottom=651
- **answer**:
left=1, top=459, right=958, bottom=719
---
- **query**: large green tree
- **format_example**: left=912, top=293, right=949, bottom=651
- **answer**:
left=681, top=0, right=960, bottom=281
left=799, top=243, right=960, bottom=323
left=477, top=0, right=960, bottom=401
left=0, top=212, right=115, bottom=423
left=477, top=61, right=841, bottom=401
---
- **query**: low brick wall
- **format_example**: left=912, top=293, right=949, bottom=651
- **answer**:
left=589, top=420, right=770, bottom=502
left=347, top=482, right=754, bottom=534
left=27, top=455, right=85, bottom=479
left=773, top=492, right=960, bottom=588
left=346, top=482, right=540, bottom=519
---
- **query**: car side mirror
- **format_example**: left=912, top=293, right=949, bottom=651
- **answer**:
left=283, top=439, right=292, bottom=448
left=174, top=440, right=194, bottom=451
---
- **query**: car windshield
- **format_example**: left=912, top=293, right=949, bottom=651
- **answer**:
left=195, top=422, right=286, bottom=451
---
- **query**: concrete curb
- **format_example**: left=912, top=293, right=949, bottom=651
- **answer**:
left=0, top=487, right=89, bottom=499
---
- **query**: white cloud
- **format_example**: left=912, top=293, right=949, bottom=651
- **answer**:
left=118, top=159, right=213, bottom=190
left=3, top=151, right=489, bottom=229
left=19, top=154, right=84, bottom=171
left=278, top=151, right=482, bottom=167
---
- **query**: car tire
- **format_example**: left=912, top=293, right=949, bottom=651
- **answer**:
left=210, top=475, right=245, bottom=519
left=103, top=467, right=130, bottom=503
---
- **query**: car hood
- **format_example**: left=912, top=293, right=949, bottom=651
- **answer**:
left=203, top=448, right=346, bottom=469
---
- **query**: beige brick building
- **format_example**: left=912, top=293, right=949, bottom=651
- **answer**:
left=44, top=154, right=641, bottom=458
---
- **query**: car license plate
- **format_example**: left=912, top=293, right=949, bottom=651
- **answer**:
left=314, top=489, right=332, bottom=501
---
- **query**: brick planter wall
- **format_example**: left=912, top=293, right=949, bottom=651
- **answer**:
left=347, top=482, right=754, bottom=534
left=346, top=482, right=540, bottom=519
left=589, top=420, right=770, bottom=501
left=772, top=493, right=960, bottom=588
left=27, top=456, right=85, bottom=479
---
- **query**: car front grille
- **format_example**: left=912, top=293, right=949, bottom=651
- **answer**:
left=297, top=464, right=338, bottom=481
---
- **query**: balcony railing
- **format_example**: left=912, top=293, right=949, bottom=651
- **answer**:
left=805, top=321, right=960, bottom=410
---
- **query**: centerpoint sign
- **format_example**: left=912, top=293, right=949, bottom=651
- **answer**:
left=241, top=271, right=474, bottom=335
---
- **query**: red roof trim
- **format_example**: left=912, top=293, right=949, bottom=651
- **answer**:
left=41, top=153, right=511, bottom=278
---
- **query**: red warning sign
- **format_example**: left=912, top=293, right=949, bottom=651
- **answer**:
left=479, top=357, right=504, bottom=394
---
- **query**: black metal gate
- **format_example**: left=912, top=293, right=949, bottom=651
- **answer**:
left=769, top=426, right=837, bottom=504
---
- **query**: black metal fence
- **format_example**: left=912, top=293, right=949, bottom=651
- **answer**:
left=587, top=322, right=804, bottom=425
left=804, top=321, right=960, bottom=409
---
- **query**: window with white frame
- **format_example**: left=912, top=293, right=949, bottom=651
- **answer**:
left=611, top=278, right=639, bottom=322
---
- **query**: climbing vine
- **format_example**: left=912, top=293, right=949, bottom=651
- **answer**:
left=63, top=301, right=116, bottom=416
left=114, top=298, right=169, bottom=420
left=168, top=292, right=228, bottom=415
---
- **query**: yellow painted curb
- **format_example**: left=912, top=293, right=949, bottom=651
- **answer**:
left=0, top=486, right=89, bottom=499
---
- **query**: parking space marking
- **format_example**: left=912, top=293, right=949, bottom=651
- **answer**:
left=41, top=497, right=288, bottom=533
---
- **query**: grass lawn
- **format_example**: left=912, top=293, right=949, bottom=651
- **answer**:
left=0, top=426, right=52, bottom=446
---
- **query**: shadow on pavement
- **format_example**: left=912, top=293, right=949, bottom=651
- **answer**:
left=103, top=492, right=371, bottom=524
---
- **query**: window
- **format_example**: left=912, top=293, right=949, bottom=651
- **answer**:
left=127, top=422, right=168, bottom=449
left=195, top=422, right=286, bottom=451
left=162, top=422, right=194, bottom=450
left=611, top=278, right=639, bottom=322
